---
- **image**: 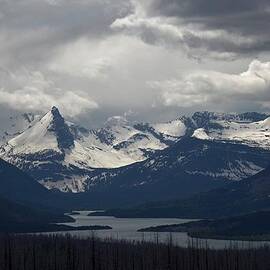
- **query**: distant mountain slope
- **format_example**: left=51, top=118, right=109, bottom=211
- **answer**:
left=99, top=165, right=270, bottom=218
left=83, top=138, right=270, bottom=203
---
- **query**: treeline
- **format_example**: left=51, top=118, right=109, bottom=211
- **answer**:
left=0, top=234, right=269, bottom=270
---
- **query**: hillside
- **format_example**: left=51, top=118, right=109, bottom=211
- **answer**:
left=0, top=196, right=113, bottom=233
left=0, top=158, right=54, bottom=205
left=139, top=211, right=270, bottom=240
left=0, top=196, right=70, bottom=226
left=94, top=165, right=270, bottom=218
left=84, top=137, right=270, bottom=206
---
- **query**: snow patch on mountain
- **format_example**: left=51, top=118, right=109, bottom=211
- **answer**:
left=3, top=110, right=60, bottom=155
left=152, top=119, right=186, bottom=139
left=192, top=128, right=211, bottom=140
left=39, top=175, right=89, bottom=193
left=205, top=117, right=270, bottom=149
left=75, top=117, right=174, bottom=167
left=64, top=141, right=135, bottom=169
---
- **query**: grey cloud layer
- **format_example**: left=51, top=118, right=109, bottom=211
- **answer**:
left=0, top=0, right=131, bottom=67
left=0, top=0, right=270, bottom=124
left=149, top=0, right=268, bottom=17
left=112, top=0, right=270, bottom=58
left=0, top=0, right=130, bottom=118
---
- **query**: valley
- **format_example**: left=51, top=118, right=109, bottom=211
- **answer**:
left=2, top=108, right=270, bottom=241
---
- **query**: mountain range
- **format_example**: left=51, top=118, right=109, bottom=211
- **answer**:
left=1, top=107, right=270, bottom=207
left=0, top=107, right=186, bottom=193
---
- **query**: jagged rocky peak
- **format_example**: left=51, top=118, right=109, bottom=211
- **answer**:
left=51, top=106, right=61, bottom=117
left=47, top=106, right=75, bottom=150
left=192, top=111, right=269, bottom=125
left=48, top=106, right=65, bottom=130
left=192, top=112, right=217, bottom=128
left=237, top=112, right=269, bottom=122
left=0, top=106, right=75, bottom=156
left=192, top=111, right=234, bottom=124
left=191, top=111, right=270, bottom=131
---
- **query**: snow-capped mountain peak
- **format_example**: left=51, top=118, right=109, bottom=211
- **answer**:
left=5, top=110, right=59, bottom=155
left=2, top=106, right=74, bottom=155
left=192, top=128, right=211, bottom=140
left=191, top=112, right=270, bottom=149
left=192, top=111, right=269, bottom=125
left=0, top=107, right=185, bottom=192
left=1, top=109, right=270, bottom=194
left=151, top=118, right=187, bottom=139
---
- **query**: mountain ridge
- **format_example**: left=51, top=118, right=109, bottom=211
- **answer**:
left=0, top=107, right=188, bottom=192
left=1, top=107, right=270, bottom=196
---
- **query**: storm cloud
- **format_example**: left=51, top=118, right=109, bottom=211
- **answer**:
left=0, top=0, right=270, bottom=126
left=112, top=0, right=270, bottom=58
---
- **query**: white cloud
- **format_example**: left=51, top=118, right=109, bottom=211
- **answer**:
left=0, top=70, right=98, bottom=117
left=47, top=38, right=114, bottom=80
left=150, top=60, right=270, bottom=110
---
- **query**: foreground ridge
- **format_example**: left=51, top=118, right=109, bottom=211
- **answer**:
left=0, top=234, right=268, bottom=270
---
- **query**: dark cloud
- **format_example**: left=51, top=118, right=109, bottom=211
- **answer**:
left=0, top=0, right=131, bottom=67
left=112, top=0, right=270, bottom=57
left=0, top=0, right=270, bottom=126
left=150, top=0, right=269, bottom=17
left=157, top=0, right=270, bottom=53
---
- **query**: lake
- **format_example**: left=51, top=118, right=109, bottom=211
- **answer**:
left=58, top=211, right=270, bottom=249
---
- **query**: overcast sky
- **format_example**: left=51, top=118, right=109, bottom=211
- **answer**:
left=0, top=0, right=270, bottom=127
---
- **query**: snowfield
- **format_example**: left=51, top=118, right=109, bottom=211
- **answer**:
left=203, top=117, right=270, bottom=149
